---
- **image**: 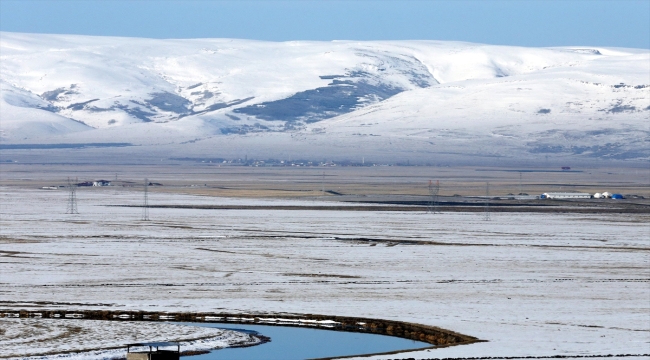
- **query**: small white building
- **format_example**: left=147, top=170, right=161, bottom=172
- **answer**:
left=93, top=180, right=111, bottom=186
left=541, top=192, right=591, bottom=199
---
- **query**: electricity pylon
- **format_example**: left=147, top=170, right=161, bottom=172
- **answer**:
left=66, top=177, right=79, bottom=214
left=142, top=178, right=149, bottom=221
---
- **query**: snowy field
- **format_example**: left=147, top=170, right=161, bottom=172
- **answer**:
left=0, top=186, right=648, bottom=359
left=0, top=318, right=257, bottom=359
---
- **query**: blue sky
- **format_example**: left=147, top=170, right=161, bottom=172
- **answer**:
left=1, top=0, right=648, bottom=48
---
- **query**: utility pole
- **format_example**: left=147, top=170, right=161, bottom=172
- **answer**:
left=519, top=172, right=523, bottom=195
left=142, top=178, right=149, bottom=221
left=321, top=171, right=325, bottom=194
left=428, top=180, right=439, bottom=214
left=484, top=182, right=491, bottom=221
left=66, top=177, right=79, bottom=214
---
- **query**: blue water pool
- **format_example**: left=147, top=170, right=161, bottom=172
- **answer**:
left=179, top=322, right=431, bottom=360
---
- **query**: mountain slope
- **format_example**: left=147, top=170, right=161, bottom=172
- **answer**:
left=1, top=32, right=648, bottom=162
left=0, top=80, right=91, bottom=140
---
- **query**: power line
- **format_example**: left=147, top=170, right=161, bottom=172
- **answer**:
left=65, top=177, right=79, bottom=214
left=142, top=178, right=149, bottom=221
left=484, top=182, right=491, bottom=221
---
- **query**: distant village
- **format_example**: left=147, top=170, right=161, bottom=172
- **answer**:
left=169, top=157, right=417, bottom=167
left=40, top=179, right=163, bottom=190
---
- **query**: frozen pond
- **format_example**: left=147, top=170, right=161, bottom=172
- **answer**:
left=179, top=322, right=431, bottom=359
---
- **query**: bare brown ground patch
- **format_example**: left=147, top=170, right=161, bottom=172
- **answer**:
left=1, top=164, right=648, bottom=198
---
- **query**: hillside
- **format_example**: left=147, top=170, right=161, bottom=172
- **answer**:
left=1, top=32, right=648, bottom=163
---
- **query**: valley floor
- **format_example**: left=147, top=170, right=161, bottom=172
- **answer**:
left=0, top=167, right=648, bottom=359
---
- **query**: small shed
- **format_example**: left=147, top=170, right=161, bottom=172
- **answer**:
left=126, top=342, right=180, bottom=360
left=93, top=180, right=112, bottom=186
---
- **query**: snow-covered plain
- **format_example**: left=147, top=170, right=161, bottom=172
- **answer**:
left=1, top=32, right=648, bottom=163
left=0, top=186, right=648, bottom=358
left=0, top=318, right=257, bottom=359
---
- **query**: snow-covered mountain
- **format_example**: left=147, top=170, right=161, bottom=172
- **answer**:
left=1, top=32, right=648, bottom=163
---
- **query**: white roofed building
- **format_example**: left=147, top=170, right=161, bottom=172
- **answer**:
left=541, top=192, right=591, bottom=199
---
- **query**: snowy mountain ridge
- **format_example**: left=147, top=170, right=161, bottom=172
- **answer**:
left=1, top=32, right=648, bottom=163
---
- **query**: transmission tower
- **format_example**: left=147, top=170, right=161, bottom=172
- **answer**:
left=142, top=178, right=150, bottom=221
left=66, top=177, right=79, bottom=214
left=428, top=180, right=440, bottom=213
left=484, top=182, right=491, bottom=221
